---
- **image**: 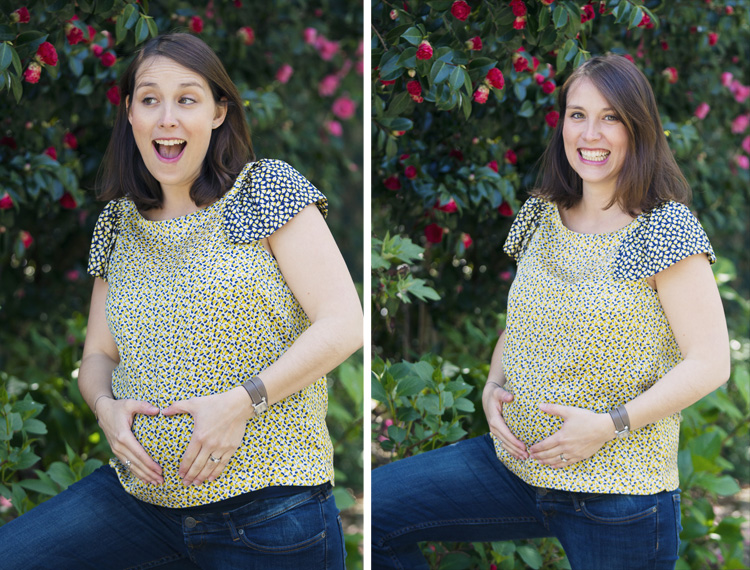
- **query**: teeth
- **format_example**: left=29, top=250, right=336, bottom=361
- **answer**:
left=154, top=139, right=185, bottom=146
left=580, top=149, right=610, bottom=162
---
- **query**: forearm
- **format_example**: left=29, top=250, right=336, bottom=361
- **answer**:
left=78, top=352, right=117, bottom=415
left=486, top=330, right=507, bottom=387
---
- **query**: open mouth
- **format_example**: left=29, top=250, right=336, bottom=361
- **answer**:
left=579, top=149, right=610, bottom=162
left=153, top=139, right=186, bottom=159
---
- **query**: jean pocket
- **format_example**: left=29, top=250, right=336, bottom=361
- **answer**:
left=579, top=493, right=659, bottom=524
left=234, top=492, right=327, bottom=554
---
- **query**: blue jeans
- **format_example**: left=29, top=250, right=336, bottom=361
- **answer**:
left=0, top=465, right=345, bottom=569
left=372, top=434, right=681, bottom=570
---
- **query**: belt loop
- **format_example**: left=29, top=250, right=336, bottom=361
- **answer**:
left=570, top=492, right=582, bottom=512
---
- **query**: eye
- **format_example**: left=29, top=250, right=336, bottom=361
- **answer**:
left=179, top=97, right=196, bottom=105
left=141, top=97, right=157, bottom=105
left=569, top=111, right=584, bottom=119
left=604, top=114, right=620, bottom=122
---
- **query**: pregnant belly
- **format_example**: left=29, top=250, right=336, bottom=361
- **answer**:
left=131, top=413, right=193, bottom=473
left=501, top=382, right=567, bottom=446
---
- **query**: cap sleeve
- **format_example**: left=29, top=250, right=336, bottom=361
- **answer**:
left=223, top=159, right=328, bottom=243
left=614, top=201, right=716, bottom=281
left=87, top=199, right=123, bottom=280
left=502, top=197, right=545, bottom=261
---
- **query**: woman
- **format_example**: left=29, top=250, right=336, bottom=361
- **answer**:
left=0, top=33, right=362, bottom=569
left=371, top=55, right=729, bottom=570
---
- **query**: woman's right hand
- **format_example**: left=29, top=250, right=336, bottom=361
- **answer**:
left=96, top=397, right=164, bottom=485
left=482, top=382, right=529, bottom=460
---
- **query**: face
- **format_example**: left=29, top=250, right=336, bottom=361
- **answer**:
left=127, top=56, right=226, bottom=198
left=562, top=78, right=629, bottom=196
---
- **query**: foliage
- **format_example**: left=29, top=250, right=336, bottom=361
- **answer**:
left=0, top=0, right=365, bottom=564
left=372, top=1, right=750, bottom=568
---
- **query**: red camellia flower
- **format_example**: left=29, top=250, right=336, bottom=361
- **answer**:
left=11, top=7, right=30, bottom=23
left=510, top=0, right=527, bottom=17
left=407, top=80, right=422, bottom=97
left=383, top=175, right=401, bottom=191
left=405, top=165, right=417, bottom=179
left=542, top=80, right=556, bottom=94
left=487, top=160, right=499, bottom=173
left=100, top=52, right=116, bottom=67
left=24, top=62, right=42, bottom=83
left=325, top=120, right=343, bottom=137
left=91, top=44, right=104, bottom=57
left=473, top=85, right=490, bottom=104
left=59, top=192, right=77, bottom=209
left=513, top=16, right=527, bottom=30
left=461, top=233, right=473, bottom=249
left=449, top=148, right=464, bottom=161
left=505, top=149, right=518, bottom=165
left=416, top=41, right=433, bottom=60
left=513, top=53, right=529, bottom=73
left=662, top=67, right=678, bottom=84
left=545, top=110, right=560, bottom=128
left=599, top=1, right=607, bottom=13
left=467, top=36, right=482, bottom=50
left=44, top=146, right=57, bottom=160
left=624, top=54, right=635, bottom=63
left=424, top=223, right=444, bottom=244
left=36, top=42, right=58, bottom=66
left=694, top=102, right=710, bottom=120
left=708, top=32, right=718, bottom=46
left=638, top=13, right=654, bottom=29
left=486, top=68, right=505, bottom=89
left=65, top=17, right=84, bottom=45
left=726, top=5, right=734, bottom=14
left=303, top=27, right=317, bottom=44
left=85, top=25, right=96, bottom=43
left=19, top=230, right=33, bottom=249
left=0, top=136, right=17, bottom=149
left=451, top=0, right=471, bottom=21
left=276, top=64, right=294, bottom=84
left=498, top=202, right=514, bottom=216
left=435, top=198, right=458, bottom=213
left=541, top=0, right=554, bottom=4
left=189, top=15, right=204, bottom=33
left=106, top=85, right=121, bottom=105
left=581, top=4, right=595, bottom=22
left=0, top=193, right=13, bottom=210
left=332, top=95, right=356, bottom=120
left=63, top=132, right=78, bottom=150
left=237, top=26, right=255, bottom=45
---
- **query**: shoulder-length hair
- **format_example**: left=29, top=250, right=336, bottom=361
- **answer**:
left=533, top=54, right=691, bottom=214
left=97, top=33, right=254, bottom=209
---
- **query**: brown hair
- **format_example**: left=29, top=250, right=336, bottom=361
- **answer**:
left=97, top=33, right=254, bottom=209
left=533, top=54, right=691, bottom=214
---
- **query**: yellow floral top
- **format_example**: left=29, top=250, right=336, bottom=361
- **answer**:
left=87, top=159, right=334, bottom=508
left=493, top=197, right=715, bottom=494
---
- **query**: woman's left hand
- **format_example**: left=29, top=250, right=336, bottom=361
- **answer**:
left=162, top=387, right=252, bottom=486
left=528, top=403, right=614, bottom=468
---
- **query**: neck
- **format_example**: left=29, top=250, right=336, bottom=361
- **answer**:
left=143, top=184, right=201, bottom=221
left=561, top=187, right=635, bottom=234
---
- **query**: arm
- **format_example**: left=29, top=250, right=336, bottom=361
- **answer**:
left=530, top=253, right=730, bottom=466
left=482, top=331, right=530, bottom=460
left=163, top=205, right=363, bottom=485
left=78, top=278, right=162, bottom=484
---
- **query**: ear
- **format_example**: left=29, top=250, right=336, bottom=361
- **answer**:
left=126, top=95, right=132, bottom=125
left=212, top=98, right=228, bottom=129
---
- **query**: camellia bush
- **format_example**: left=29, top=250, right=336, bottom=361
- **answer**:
left=0, top=0, right=364, bottom=566
left=372, top=1, right=749, bottom=569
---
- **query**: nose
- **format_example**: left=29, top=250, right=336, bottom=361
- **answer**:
left=582, top=119, right=601, bottom=141
left=158, top=103, right=178, bottom=128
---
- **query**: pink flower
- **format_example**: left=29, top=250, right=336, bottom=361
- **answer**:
left=416, top=41, right=433, bottom=60
left=486, top=68, right=505, bottom=89
left=498, top=202, right=514, bottom=216
left=581, top=4, right=595, bottom=22
left=731, top=115, right=749, bottom=134
left=461, top=233, right=473, bottom=249
left=65, top=270, right=81, bottom=281
left=23, top=62, right=41, bottom=83
left=318, top=74, right=340, bottom=97
left=708, top=32, right=718, bottom=46
left=275, top=64, right=294, bottom=84
left=467, top=36, right=482, bottom=50
left=36, top=42, right=58, bottom=66
left=638, top=13, right=654, bottom=28
left=19, top=230, right=33, bottom=249
left=63, top=132, right=78, bottom=150
left=85, top=25, right=96, bottom=43
left=599, top=1, right=607, bottom=13
left=451, top=0, right=471, bottom=20
left=513, top=16, right=527, bottom=30
left=694, top=102, right=710, bottom=120
left=390, top=9, right=399, bottom=20
left=189, top=15, right=204, bottom=33
left=65, top=18, right=84, bottom=45
left=405, top=165, right=417, bottom=179
left=742, top=136, right=750, bottom=155
left=545, top=110, right=559, bottom=128
left=534, top=73, right=545, bottom=85
left=100, top=52, right=116, bottom=67
left=356, top=60, right=363, bottom=75
left=721, top=72, right=733, bottom=87
left=513, top=53, right=529, bottom=73
left=44, top=146, right=57, bottom=160
left=730, top=81, right=750, bottom=103
left=60, top=192, right=77, bottom=209
left=315, top=37, right=339, bottom=61
left=473, top=85, right=489, bottom=104
left=435, top=198, right=458, bottom=213
left=237, top=26, right=255, bottom=45
left=726, top=5, right=734, bottom=14
left=383, top=175, right=401, bottom=191
left=488, top=160, right=499, bottom=173
left=542, top=80, right=556, bottom=94
left=0, top=193, right=13, bottom=210
left=736, top=155, right=749, bottom=170
left=325, top=120, right=342, bottom=137
left=11, top=7, right=30, bottom=23
left=106, top=85, right=121, bottom=105
left=91, top=44, right=103, bottom=57
left=424, top=223, right=444, bottom=244
left=505, top=149, right=518, bottom=165
left=510, top=0, right=527, bottom=17
left=303, top=27, right=318, bottom=45
left=662, top=67, right=678, bottom=84
left=332, top=95, right=356, bottom=120
left=624, top=54, right=635, bottom=63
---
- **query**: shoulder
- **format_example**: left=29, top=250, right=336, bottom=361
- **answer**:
left=224, top=159, right=328, bottom=243
left=87, top=198, right=130, bottom=279
left=503, top=197, right=552, bottom=260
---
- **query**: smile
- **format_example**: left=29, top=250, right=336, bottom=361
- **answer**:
left=579, top=149, right=610, bottom=163
left=153, top=139, right=186, bottom=162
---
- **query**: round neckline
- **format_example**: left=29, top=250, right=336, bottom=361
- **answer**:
left=552, top=203, right=641, bottom=237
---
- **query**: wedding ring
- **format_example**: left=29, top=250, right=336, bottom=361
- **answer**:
left=560, top=453, right=568, bottom=462
left=209, top=455, right=221, bottom=463
left=124, top=459, right=132, bottom=471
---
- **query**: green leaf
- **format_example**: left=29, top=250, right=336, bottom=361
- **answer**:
left=116, top=14, right=127, bottom=45
left=387, top=425, right=407, bottom=443
left=400, top=27, right=423, bottom=46
left=123, top=4, right=140, bottom=30
left=703, top=475, right=741, bottom=496
left=438, top=552, right=472, bottom=570
left=449, top=66, right=463, bottom=91
left=517, top=100, right=534, bottom=118
left=146, top=16, right=159, bottom=38
left=444, top=424, right=466, bottom=442
left=628, top=6, right=644, bottom=28
left=0, top=25, right=15, bottom=42
left=553, top=5, right=569, bottom=28
left=135, top=17, right=149, bottom=45
left=18, top=476, right=58, bottom=496
left=0, top=43, right=13, bottom=74
left=23, top=418, right=47, bottom=434
left=12, top=449, right=41, bottom=470
left=732, top=366, right=750, bottom=409
left=75, top=75, right=94, bottom=95
left=517, top=545, right=543, bottom=569
left=454, top=397, right=475, bottom=412
left=539, top=5, right=551, bottom=29
left=513, top=82, right=526, bottom=101
left=10, top=45, right=21, bottom=75
left=371, top=373, right=389, bottom=403
left=396, top=375, right=427, bottom=398
left=47, top=462, right=77, bottom=490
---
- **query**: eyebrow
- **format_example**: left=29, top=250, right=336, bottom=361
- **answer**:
left=135, top=81, right=206, bottom=91
left=566, top=104, right=615, bottom=112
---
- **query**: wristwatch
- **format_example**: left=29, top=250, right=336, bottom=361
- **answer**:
left=609, top=405, right=631, bottom=439
left=242, top=375, right=269, bottom=415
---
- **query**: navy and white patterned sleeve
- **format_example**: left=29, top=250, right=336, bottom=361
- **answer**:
left=614, top=201, right=715, bottom=280
left=503, top=197, right=545, bottom=261
left=223, top=159, right=328, bottom=243
left=87, top=199, right=122, bottom=280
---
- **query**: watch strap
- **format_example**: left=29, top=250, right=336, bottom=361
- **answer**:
left=609, top=405, right=630, bottom=436
left=242, top=376, right=269, bottom=414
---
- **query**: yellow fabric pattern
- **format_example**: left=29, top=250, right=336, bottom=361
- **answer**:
left=87, top=159, right=334, bottom=508
left=493, top=197, right=715, bottom=494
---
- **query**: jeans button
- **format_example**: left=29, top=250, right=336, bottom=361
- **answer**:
left=184, top=516, right=197, bottom=529
left=537, top=487, right=548, bottom=496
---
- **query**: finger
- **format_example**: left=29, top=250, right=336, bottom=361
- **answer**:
left=128, top=400, right=160, bottom=417
left=489, top=417, right=528, bottom=459
left=538, top=402, right=567, bottom=418
left=193, top=452, right=226, bottom=486
left=206, top=454, right=231, bottom=483
left=111, top=433, right=164, bottom=484
left=161, top=400, right=189, bottom=417
left=178, top=439, right=202, bottom=485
